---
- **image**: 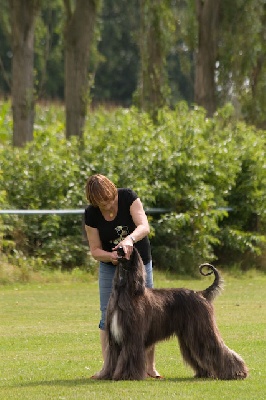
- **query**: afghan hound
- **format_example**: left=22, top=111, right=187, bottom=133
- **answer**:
left=96, top=246, right=248, bottom=381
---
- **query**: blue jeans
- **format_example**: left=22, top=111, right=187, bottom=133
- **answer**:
left=98, top=260, right=153, bottom=330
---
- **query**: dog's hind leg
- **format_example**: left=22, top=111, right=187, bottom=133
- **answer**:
left=211, top=344, right=249, bottom=380
left=178, top=315, right=248, bottom=380
left=175, top=295, right=248, bottom=380
left=188, top=315, right=248, bottom=380
left=177, top=335, right=213, bottom=378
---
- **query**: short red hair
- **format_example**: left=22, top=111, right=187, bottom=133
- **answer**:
left=85, top=174, right=117, bottom=206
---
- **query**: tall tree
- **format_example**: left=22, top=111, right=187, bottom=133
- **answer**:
left=93, top=0, right=139, bottom=106
left=9, top=0, right=41, bottom=147
left=137, top=0, right=175, bottom=117
left=217, top=0, right=266, bottom=127
left=0, top=0, right=12, bottom=96
left=194, top=0, right=221, bottom=116
left=63, top=0, right=100, bottom=138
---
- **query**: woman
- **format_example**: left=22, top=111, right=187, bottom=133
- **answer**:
left=84, top=174, right=161, bottom=379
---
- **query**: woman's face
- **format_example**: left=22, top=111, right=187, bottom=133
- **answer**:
left=98, top=196, right=116, bottom=212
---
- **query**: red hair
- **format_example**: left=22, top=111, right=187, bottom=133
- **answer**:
left=85, top=174, right=117, bottom=206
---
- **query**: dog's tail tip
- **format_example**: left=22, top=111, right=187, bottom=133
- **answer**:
left=199, top=263, right=216, bottom=276
left=199, top=263, right=224, bottom=302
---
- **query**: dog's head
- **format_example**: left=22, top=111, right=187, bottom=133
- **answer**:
left=115, top=246, right=146, bottom=295
left=117, top=246, right=127, bottom=260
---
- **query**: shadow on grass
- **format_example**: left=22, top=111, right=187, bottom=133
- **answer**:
left=11, top=376, right=197, bottom=388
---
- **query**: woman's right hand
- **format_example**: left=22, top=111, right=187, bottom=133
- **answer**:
left=110, top=250, right=119, bottom=265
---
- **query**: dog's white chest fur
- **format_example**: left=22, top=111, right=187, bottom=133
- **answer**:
left=110, top=311, right=123, bottom=344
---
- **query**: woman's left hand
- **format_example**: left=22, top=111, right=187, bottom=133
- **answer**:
left=113, top=237, right=134, bottom=260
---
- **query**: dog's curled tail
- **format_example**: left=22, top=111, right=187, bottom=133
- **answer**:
left=199, top=263, right=224, bottom=302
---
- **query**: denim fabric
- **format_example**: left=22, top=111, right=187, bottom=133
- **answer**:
left=98, top=260, right=153, bottom=330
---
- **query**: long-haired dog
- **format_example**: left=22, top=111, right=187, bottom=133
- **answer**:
left=97, top=247, right=248, bottom=381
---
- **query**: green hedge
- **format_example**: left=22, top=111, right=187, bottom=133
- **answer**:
left=0, top=101, right=266, bottom=273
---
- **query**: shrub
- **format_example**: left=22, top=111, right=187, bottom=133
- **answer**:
left=0, top=101, right=266, bottom=273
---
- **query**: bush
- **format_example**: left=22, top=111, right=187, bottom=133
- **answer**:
left=0, top=101, right=266, bottom=273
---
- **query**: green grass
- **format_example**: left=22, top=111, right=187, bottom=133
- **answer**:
left=0, top=271, right=265, bottom=400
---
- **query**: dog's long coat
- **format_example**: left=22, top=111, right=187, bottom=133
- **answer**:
left=97, top=247, right=248, bottom=380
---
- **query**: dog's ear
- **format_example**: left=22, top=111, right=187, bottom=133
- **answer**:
left=130, top=247, right=146, bottom=295
left=130, top=246, right=139, bottom=266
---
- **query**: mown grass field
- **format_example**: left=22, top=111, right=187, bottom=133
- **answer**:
left=0, top=270, right=265, bottom=400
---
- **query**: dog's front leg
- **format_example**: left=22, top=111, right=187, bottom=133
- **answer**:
left=112, top=342, right=146, bottom=381
left=96, top=340, right=121, bottom=380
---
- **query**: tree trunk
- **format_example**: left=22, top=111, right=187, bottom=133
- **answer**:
left=194, top=0, right=220, bottom=116
left=9, top=0, right=40, bottom=147
left=138, top=0, right=170, bottom=118
left=64, top=0, right=98, bottom=139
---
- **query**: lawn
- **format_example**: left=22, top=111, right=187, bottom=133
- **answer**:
left=0, top=270, right=265, bottom=400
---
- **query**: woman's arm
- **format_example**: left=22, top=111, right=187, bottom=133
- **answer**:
left=113, top=198, right=150, bottom=259
left=85, top=225, right=118, bottom=264
left=129, top=198, right=150, bottom=241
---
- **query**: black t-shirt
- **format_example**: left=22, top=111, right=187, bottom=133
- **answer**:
left=84, top=188, right=151, bottom=265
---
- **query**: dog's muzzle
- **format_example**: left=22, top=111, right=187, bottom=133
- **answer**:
left=117, top=246, right=126, bottom=259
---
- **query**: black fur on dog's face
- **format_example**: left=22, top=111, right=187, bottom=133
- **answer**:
left=116, top=246, right=132, bottom=272
left=117, top=246, right=141, bottom=268
left=117, top=246, right=126, bottom=259
left=115, top=246, right=146, bottom=295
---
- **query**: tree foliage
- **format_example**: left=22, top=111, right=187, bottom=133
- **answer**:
left=1, top=101, right=265, bottom=273
left=0, top=0, right=265, bottom=127
left=92, top=0, right=139, bottom=105
left=218, top=0, right=266, bottom=127
left=135, top=0, right=175, bottom=116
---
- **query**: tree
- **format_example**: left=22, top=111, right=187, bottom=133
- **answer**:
left=93, top=0, right=139, bottom=106
left=217, top=0, right=266, bottom=128
left=0, top=0, right=12, bottom=96
left=194, top=0, right=221, bottom=116
left=34, top=0, right=65, bottom=99
left=137, top=0, right=175, bottom=117
left=63, top=0, right=100, bottom=138
left=9, top=0, right=41, bottom=147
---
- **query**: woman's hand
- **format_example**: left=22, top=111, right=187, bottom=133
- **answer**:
left=113, top=237, right=134, bottom=260
left=110, top=250, right=119, bottom=265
